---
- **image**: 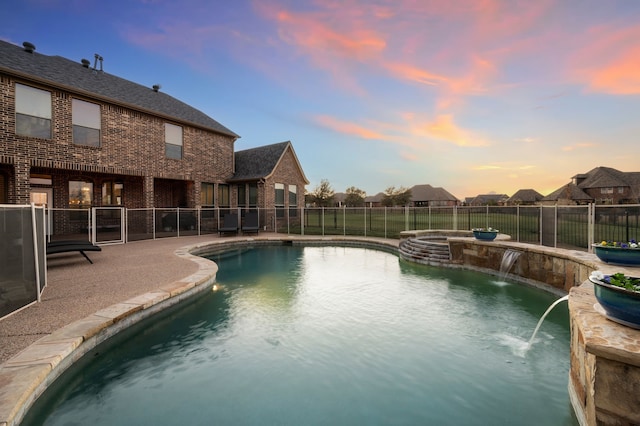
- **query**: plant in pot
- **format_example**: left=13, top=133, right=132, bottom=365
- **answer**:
left=592, top=239, right=640, bottom=266
left=472, top=227, right=499, bottom=241
left=589, top=270, right=640, bottom=329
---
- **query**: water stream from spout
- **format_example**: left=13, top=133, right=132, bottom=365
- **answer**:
left=499, top=249, right=522, bottom=280
left=526, top=295, right=570, bottom=350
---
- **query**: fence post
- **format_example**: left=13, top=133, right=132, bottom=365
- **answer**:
left=453, top=205, right=458, bottom=230
left=516, top=205, right=520, bottom=242
left=301, top=207, right=305, bottom=236
left=587, top=203, right=596, bottom=253
left=363, top=207, right=366, bottom=237
left=343, top=206, right=346, bottom=236
left=405, top=207, right=409, bottom=231
left=322, top=207, right=325, bottom=236
left=384, top=207, right=387, bottom=238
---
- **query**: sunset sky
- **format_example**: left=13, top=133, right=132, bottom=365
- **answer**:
left=3, top=0, right=640, bottom=200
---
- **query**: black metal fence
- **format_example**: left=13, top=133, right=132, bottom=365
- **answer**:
left=33, top=204, right=640, bottom=252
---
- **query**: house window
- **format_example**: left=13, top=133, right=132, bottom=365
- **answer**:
left=201, top=183, right=215, bottom=207
left=218, top=184, right=230, bottom=208
left=601, top=187, right=613, bottom=194
left=289, top=184, right=297, bottom=217
left=618, top=187, right=625, bottom=194
left=249, top=183, right=258, bottom=208
left=238, top=184, right=246, bottom=208
left=73, top=99, right=101, bottom=147
left=69, top=180, right=93, bottom=209
left=102, top=181, right=123, bottom=205
left=165, top=123, right=183, bottom=159
left=15, top=83, right=51, bottom=139
left=275, top=183, right=285, bottom=218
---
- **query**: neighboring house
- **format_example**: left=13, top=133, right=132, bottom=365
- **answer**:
left=466, top=194, right=510, bottom=206
left=0, top=40, right=307, bottom=231
left=542, top=167, right=640, bottom=205
left=541, top=184, right=592, bottom=205
left=365, top=192, right=385, bottom=207
left=409, top=184, right=459, bottom=207
left=507, top=189, right=543, bottom=205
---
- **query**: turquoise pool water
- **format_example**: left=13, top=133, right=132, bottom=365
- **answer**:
left=24, top=245, right=577, bottom=425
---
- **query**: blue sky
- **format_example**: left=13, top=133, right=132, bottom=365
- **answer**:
left=3, top=0, right=640, bottom=200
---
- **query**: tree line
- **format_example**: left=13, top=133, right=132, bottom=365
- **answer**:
left=305, top=179, right=412, bottom=207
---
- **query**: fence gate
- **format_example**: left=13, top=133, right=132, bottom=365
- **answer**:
left=541, top=206, right=557, bottom=247
left=92, top=207, right=125, bottom=244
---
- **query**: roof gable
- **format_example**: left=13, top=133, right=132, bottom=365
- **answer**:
left=542, top=183, right=592, bottom=201
left=578, top=167, right=631, bottom=189
left=409, top=184, right=459, bottom=201
left=0, top=40, right=238, bottom=137
left=508, top=189, right=543, bottom=203
left=231, top=141, right=309, bottom=183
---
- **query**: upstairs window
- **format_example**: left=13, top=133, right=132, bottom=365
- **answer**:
left=15, top=83, right=51, bottom=139
left=73, top=99, right=101, bottom=147
left=165, top=123, right=183, bottom=159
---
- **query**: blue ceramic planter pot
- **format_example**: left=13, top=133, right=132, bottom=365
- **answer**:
left=590, top=277, right=640, bottom=329
left=473, top=230, right=498, bottom=241
left=592, top=244, right=640, bottom=266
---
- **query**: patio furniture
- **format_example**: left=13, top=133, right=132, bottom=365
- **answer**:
left=46, top=240, right=102, bottom=264
left=242, top=211, right=259, bottom=234
left=219, top=213, right=239, bottom=236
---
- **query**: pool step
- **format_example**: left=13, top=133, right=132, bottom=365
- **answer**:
left=399, top=238, right=452, bottom=266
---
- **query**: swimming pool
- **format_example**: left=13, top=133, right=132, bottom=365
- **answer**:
left=23, top=245, right=577, bottom=425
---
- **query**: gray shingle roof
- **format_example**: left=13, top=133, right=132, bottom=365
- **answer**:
left=542, top=183, right=592, bottom=201
left=577, top=166, right=637, bottom=189
left=508, top=189, right=543, bottom=203
left=230, top=141, right=296, bottom=181
left=409, top=184, right=459, bottom=201
left=0, top=40, right=238, bottom=137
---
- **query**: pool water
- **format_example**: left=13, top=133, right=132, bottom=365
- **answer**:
left=23, top=245, right=578, bottom=425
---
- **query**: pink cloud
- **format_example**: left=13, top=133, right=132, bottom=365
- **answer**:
left=570, top=24, right=640, bottom=95
left=413, top=114, right=489, bottom=147
left=314, top=115, right=389, bottom=140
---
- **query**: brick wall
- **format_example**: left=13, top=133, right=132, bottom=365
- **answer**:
left=0, top=73, right=236, bottom=207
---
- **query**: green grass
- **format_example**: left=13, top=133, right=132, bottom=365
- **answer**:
left=290, top=206, right=640, bottom=251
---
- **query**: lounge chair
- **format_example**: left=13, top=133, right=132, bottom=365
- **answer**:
left=46, top=240, right=102, bottom=264
left=219, top=213, right=238, bottom=235
left=242, top=211, right=259, bottom=234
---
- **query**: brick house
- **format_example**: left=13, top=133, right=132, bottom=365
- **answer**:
left=409, top=184, right=459, bottom=207
left=542, top=167, right=640, bottom=205
left=228, top=141, right=309, bottom=229
left=0, top=40, right=307, bottom=233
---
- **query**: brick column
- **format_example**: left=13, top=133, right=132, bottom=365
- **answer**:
left=14, top=159, right=30, bottom=204
left=144, top=176, right=154, bottom=208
